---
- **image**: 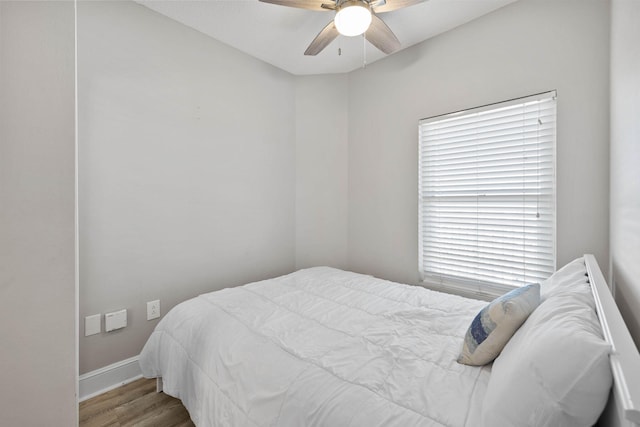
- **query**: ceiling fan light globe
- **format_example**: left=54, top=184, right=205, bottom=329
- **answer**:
left=335, top=4, right=372, bottom=37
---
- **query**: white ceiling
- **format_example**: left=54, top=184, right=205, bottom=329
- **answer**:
left=136, top=0, right=517, bottom=75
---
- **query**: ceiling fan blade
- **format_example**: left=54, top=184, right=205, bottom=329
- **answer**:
left=372, top=0, right=427, bottom=13
left=304, top=21, right=339, bottom=56
left=258, top=0, right=331, bottom=11
left=365, top=14, right=400, bottom=54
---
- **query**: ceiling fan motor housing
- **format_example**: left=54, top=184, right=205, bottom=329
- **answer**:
left=336, top=0, right=370, bottom=7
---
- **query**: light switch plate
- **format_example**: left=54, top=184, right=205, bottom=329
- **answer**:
left=85, top=314, right=101, bottom=336
left=105, top=309, right=127, bottom=332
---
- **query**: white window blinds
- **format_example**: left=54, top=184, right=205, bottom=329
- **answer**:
left=419, top=92, right=556, bottom=293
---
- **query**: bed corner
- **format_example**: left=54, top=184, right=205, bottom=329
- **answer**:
left=585, top=254, right=640, bottom=427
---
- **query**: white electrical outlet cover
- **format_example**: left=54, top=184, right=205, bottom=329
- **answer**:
left=105, top=309, right=127, bottom=332
left=147, top=300, right=160, bottom=320
left=85, top=314, right=101, bottom=336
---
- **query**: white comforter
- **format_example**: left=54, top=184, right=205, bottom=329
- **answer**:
left=139, top=267, right=491, bottom=427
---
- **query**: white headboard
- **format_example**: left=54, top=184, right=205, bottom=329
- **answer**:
left=585, top=254, right=640, bottom=427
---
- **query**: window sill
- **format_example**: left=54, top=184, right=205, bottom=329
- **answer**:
left=420, top=278, right=510, bottom=302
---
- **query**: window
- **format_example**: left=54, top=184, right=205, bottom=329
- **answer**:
left=418, top=92, right=556, bottom=296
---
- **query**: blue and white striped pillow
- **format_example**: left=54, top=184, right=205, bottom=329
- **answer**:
left=458, top=283, right=540, bottom=366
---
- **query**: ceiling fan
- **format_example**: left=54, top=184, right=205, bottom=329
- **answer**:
left=258, top=0, right=427, bottom=56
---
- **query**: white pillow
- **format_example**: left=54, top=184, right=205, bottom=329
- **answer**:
left=539, top=257, right=591, bottom=301
left=482, top=264, right=612, bottom=427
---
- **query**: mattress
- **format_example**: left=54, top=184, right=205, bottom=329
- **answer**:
left=139, top=267, right=491, bottom=427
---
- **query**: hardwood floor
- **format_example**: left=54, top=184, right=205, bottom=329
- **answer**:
left=79, top=378, right=195, bottom=427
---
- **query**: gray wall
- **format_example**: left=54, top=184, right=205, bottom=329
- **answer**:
left=295, top=74, right=349, bottom=270
left=78, top=1, right=296, bottom=373
left=347, top=0, right=611, bottom=286
left=0, top=1, right=77, bottom=425
left=610, top=0, right=640, bottom=347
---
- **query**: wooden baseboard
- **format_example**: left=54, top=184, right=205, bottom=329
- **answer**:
left=78, top=355, right=142, bottom=402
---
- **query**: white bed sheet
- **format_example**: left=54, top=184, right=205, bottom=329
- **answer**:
left=139, top=267, right=491, bottom=427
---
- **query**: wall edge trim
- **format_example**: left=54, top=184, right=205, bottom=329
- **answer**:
left=78, top=355, right=142, bottom=402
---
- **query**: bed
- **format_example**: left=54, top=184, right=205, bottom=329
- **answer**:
left=139, top=255, right=640, bottom=427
